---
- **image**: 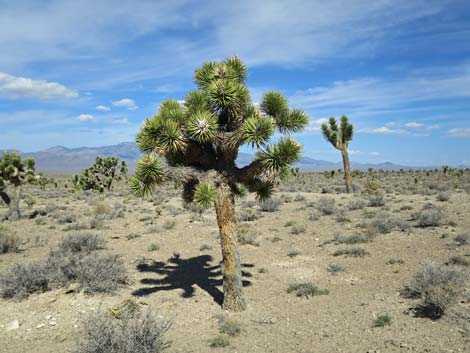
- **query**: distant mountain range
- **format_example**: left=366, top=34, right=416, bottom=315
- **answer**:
left=13, top=142, right=441, bottom=174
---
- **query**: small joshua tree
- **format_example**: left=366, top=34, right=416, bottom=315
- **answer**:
left=321, top=116, right=354, bottom=193
left=74, top=156, right=127, bottom=193
left=130, top=56, right=308, bottom=311
left=0, top=151, right=38, bottom=220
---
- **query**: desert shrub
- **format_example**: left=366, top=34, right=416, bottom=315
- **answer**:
left=287, top=282, right=329, bottom=298
left=335, top=210, right=350, bottom=223
left=373, top=313, right=392, bottom=327
left=334, top=234, right=372, bottom=245
left=58, top=213, right=78, bottom=224
left=93, top=202, right=113, bottom=218
left=46, top=251, right=128, bottom=294
left=208, top=335, right=230, bottom=348
left=446, top=256, right=469, bottom=267
left=148, top=243, right=159, bottom=251
left=237, top=208, right=259, bottom=222
left=74, top=307, right=170, bottom=353
left=57, top=232, right=106, bottom=253
left=413, top=205, right=446, bottom=227
left=368, top=194, right=385, bottom=207
left=454, top=233, right=470, bottom=246
left=408, top=263, right=465, bottom=318
left=290, top=224, right=306, bottom=235
left=287, top=249, right=301, bottom=257
left=259, top=198, right=282, bottom=212
left=348, top=199, right=366, bottom=210
left=327, top=263, right=344, bottom=274
left=0, top=226, right=21, bottom=254
left=364, top=180, right=381, bottom=194
left=436, top=192, right=450, bottom=202
left=238, top=229, right=260, bottom=246
left=333, top=247, right=369, bottom=257
left=0, top=262, right=50, bottom=299
left=371, top=213, right=409, bottom=234
left=219, top=319, right=241, bottom=337
left=294, top=194, right=306, bottom=202
left=162, top=220, right=176, bottom=230
left=386, top=259, right=405, bottom=265
left=317, top=196, right=336, bottom=215
left=400, top=204, right=414, bottom=211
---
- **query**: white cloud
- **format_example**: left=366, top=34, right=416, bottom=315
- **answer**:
left=111, top=118, right=129, bottom=124
left=305, top=117, right=329, bottom=132
left=0, top=72, right=78, bottom=100
left=76, top=114, right=94, bottom=122
left=369, top=152, right=381, bottom=156
left=359, top=127, right=408, bottom=135
left=404, top=122, right=423, bottom=128
left=112, top=98, right=138, bottom=110
left=349, top=150, right=362, bottom=155
left=96, top=105, right=111, bottom=111
left=448, top=128, right=470, bottom=137
left=291, top=73, right=470, bottom=113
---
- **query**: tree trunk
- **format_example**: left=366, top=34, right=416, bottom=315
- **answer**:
left=214, top=181, right=246, bottom=311
left=1, top=187, right=21, bottom=220
left=341, top=148, right=353, bottom=193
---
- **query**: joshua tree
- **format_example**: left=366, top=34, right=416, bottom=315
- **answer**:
left=321, top=116, right=354, bottom=193
left=0, top=151, right=38, bottom=220
left=74, top=156, right=127, bottom=193
left=130, top=56, right=308, bottom=311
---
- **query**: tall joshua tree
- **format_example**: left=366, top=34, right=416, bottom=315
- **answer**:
left=130, top=56, right=308, bottom=311
left=0, top=151, right=38, bottom=220
left=321, top=116, right=354, bottom=193
left=74, top=156, right=128, bottom=193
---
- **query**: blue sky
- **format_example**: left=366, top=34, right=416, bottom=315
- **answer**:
left=0, top=0, right=469, bottom=166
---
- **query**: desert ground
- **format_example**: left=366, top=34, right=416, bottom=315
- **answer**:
left=1, top=170, right=469, bottom=353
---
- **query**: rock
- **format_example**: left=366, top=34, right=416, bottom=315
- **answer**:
left=49, top=320, right=57, bottom=326
left=5, top=320, right=19, bottom=331
left=36, top=323, right=46, bottom=329
left=64, top=283, right=81, bottom=294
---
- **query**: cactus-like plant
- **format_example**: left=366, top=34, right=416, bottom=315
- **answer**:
left=321, top=116, right=354, bottom=193
left=74, top=156, right=128, bottom=193
left=0, top=151, right=39, bottom=220
left=130, top=56, right=308, bottom=311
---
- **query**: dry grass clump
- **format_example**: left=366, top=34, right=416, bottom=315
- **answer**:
left=287, top=282, right=329, bottom=298
left=0, top=226, right=21, bottom=254
left=74, top=307, right=171, bottom=353
left=407, top=262, right=465, bottom=319
left=0, top=233, right=127, bottom=299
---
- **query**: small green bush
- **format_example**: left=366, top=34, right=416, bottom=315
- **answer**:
left=287, top=282, right=329, bottom=298
left=373, top=313, right=392, bottom=327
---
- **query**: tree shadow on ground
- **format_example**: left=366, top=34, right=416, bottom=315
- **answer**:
left=132, top=254, right=253, bottom=305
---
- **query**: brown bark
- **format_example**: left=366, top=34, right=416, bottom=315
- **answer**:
left=1, top=187, right=21, bottom=220
left=214, top=180, right=246, bottom=311
left=341, top=148, right=353, bottom=193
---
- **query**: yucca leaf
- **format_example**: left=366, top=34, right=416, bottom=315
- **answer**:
left=185, top=90, right=210, bottom=116
left=186, top=111, right=218, bottom=143
left=254, top=137, right=302, bottom=174
left=276, top=109, right=308, bottom=134
left=242, top=115, right=274, bottom=147
left=260, top=91, right=288, bottom=118
left=194, top=182, right=216, bottom=209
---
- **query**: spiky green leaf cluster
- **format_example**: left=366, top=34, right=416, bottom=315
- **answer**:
left=194, top=182, right=216, bottom=209
left=131, top=56, right=308, bottom=204
left=0, top=151, right=37, bottom=191
left=321, top=115, right=354, bottom=149
left=73, top=156, right=127, bottom=193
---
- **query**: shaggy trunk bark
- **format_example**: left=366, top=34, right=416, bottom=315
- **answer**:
left=214, top=181, right=246, bottom=311
left=341, top=148, right=352, bottom=193
left=1, top=187, right=21, bottom=220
